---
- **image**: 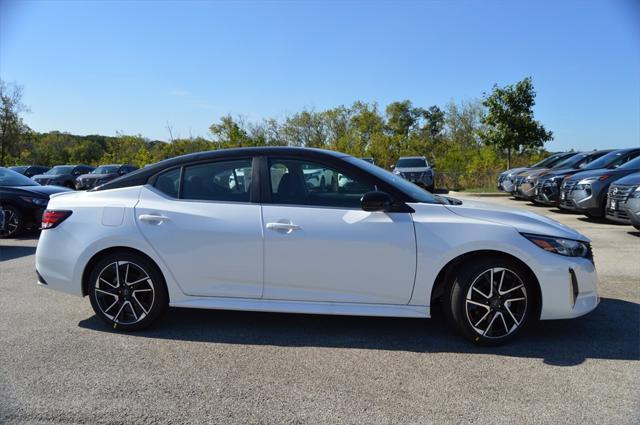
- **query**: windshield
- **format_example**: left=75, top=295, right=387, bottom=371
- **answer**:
left=618, top=156, right=640, bottom=170
left=46, top=166, right=74, bottom=175
left=9, top=166, right=28, bottom=173
left=346, top=157, right=439, bottom=204
left=0, top=167, right=39, bottom=186
left=531, top=153, right=568, bottom=168
left=583, top=150, right=636, bottom=171
left=92, top=166, right=119, bottom=174
left=551, top=153, right=589, bottom=170
left=396, top=158, right=428, bottom=168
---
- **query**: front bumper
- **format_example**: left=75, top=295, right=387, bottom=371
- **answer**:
left=538, top=255, right=599, bottom=320
left=625, top=198, right=640, bottom=227
left=534, top=182, right=561, bottom=205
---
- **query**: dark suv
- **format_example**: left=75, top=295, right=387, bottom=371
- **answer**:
left=9, top=165, right=50, bottom=177
left=75, top=164, right=138, bottom=190
left=32, top=165, right=94, bottom=189
left=604, top=168, right=640, bottom=226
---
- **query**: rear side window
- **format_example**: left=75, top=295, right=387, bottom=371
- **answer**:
left=181, top=159, right=252, bottom=202
left=154, top=168, right=181, bottom=198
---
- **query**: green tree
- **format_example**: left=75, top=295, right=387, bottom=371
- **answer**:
left=0, top=80, right=29, bottom=165
left=480, top=77, right=553, bottom=168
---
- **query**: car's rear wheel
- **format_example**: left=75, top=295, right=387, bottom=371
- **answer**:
left=88, top=252, right=168, bottom=331
left=443, top=257, right=536, bottom=345
left=1, top=205, right=24, bottom=238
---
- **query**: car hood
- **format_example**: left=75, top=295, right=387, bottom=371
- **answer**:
left=32, top=174, right=71, bottom=180
left=78, top=173, right=117, bottom=180
left=567, top=168, right=634, bottom=182
left=611, top=172, right=640, bottom=186
left=4, top=185, right=73, bottom=197
left=517, top=168, right=550, bottom=178
left=395, top=167, right=430, bottom=173
left=445, top=199, right=588, bottom=242
left=502, top=167, right=528, bottom=177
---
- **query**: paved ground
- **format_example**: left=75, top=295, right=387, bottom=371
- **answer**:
left=1, top=195, right=638, bottom=424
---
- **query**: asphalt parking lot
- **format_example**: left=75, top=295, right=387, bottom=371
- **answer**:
left=1, top=194, right=638, bottom=424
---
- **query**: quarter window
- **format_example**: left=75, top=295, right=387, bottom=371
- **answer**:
left=154, top=168, right=181, bottom=198
left=268, top=158, right=374, bottom=208
left=182, top=159, right=252, bottom=202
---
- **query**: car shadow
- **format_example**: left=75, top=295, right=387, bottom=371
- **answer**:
left=78, top=297, right=639, bottom=367
left=0, top=244, right=37, bottom=261
left=628, top=231, right=640, bottom=237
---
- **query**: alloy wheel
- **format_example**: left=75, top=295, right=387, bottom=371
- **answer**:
left=1, top=208, right=20, bottom=237
left=464, top=267, right=528, bottom=339
left=94, top=261, right=155, bottom=325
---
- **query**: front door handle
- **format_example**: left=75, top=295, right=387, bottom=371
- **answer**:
left=266, top=222, right=301, bottom=232
left=139, top=214, right=170, bottom=224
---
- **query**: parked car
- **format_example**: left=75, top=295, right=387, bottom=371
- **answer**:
left=559, top=148, right=640, bottom=217
left=511, top=152, right=581, bottom=199
left=75, top=164, right=138, bottom=190
left=532, top=149, right=613, bottom=205
left=498, top=152, right=574, bottom=193
left=9, top=165, right=50, bottom=178
left=392, top=156, right=434, bottom=192
left=608, top=172, right=640, bottom=229
left=36, top=147, right=598, bottom=345
left=32, top=165, right=94, bottom=189
left=0, top=167, right=73, bottom=238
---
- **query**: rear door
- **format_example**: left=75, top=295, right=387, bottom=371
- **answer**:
left=261, top=157, right=416, bottom=304
left=135, top=158, right=263, bottom=298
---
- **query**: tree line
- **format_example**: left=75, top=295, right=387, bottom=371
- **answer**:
left=1, top=77, right=552, bottom=190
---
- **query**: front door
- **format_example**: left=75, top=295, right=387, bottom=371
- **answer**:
left=261, top=157, right=416, bottom=304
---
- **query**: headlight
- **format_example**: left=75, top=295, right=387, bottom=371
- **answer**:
left=522, top=233, right=591, bottom=258
left=631, top=186, right=640, bottom=199
left=393, top=169, right=401, bottom=175
left=19, top=196, right=48, bottom=207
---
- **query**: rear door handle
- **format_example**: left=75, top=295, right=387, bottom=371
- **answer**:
left=139, top=214, right=170, bottom=224
left=266, top=222, right=301, bottom=232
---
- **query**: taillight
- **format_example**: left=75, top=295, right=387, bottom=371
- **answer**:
left=41, top=210, right=72, bottom=229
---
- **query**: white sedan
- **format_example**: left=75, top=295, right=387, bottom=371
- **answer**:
left=35, top=147, right=599, bottom=345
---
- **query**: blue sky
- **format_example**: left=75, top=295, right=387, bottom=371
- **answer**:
left=1, top=0, right=639, bottom=151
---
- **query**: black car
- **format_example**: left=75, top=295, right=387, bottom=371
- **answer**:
left=0, top=167, right=73, bottom=238
left=32, top=165, right=94, bottom=189
left=532, top=149, right=613, bottom=205
left=9, top=165, right=50, bottom=177
left=75, top=164, right=138, bottom=190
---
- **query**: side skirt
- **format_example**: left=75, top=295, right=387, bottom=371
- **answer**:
left=170, top=297, right=430, bottom=318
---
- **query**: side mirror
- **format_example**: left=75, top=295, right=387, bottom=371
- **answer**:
left=390, top=165, right=395, bottom=169
left=361, top=191, right=393, bottom=212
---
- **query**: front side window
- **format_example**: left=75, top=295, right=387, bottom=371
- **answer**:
left=182, top=159, right=252, bottom=202
left=269, top=158, right=373, bottom=208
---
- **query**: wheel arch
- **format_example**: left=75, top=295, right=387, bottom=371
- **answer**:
left=430, top=249, right=542, bottom=319
left=81, top=246, right=167, bottom=298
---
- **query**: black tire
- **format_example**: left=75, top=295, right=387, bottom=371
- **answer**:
left=442, top=256, right=537, bottom=346
left=88, top=252, right=168, bottom=331
left=634, top=224, right=640, bottom=231
left=1, top=205, right=24, bottom=238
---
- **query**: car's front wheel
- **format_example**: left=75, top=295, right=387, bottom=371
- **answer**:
left=88, top=252, right=168, bottom=331
left=443, top=257, right=537, bottom=345
left=1, top=205, right=24, bottom=238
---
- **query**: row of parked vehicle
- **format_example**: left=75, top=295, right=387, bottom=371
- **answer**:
left=0, top=164, right=137, bottom=238
left=9, top=164, right=138, bottom=190
left=497, top=148, right=640, bottom=230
